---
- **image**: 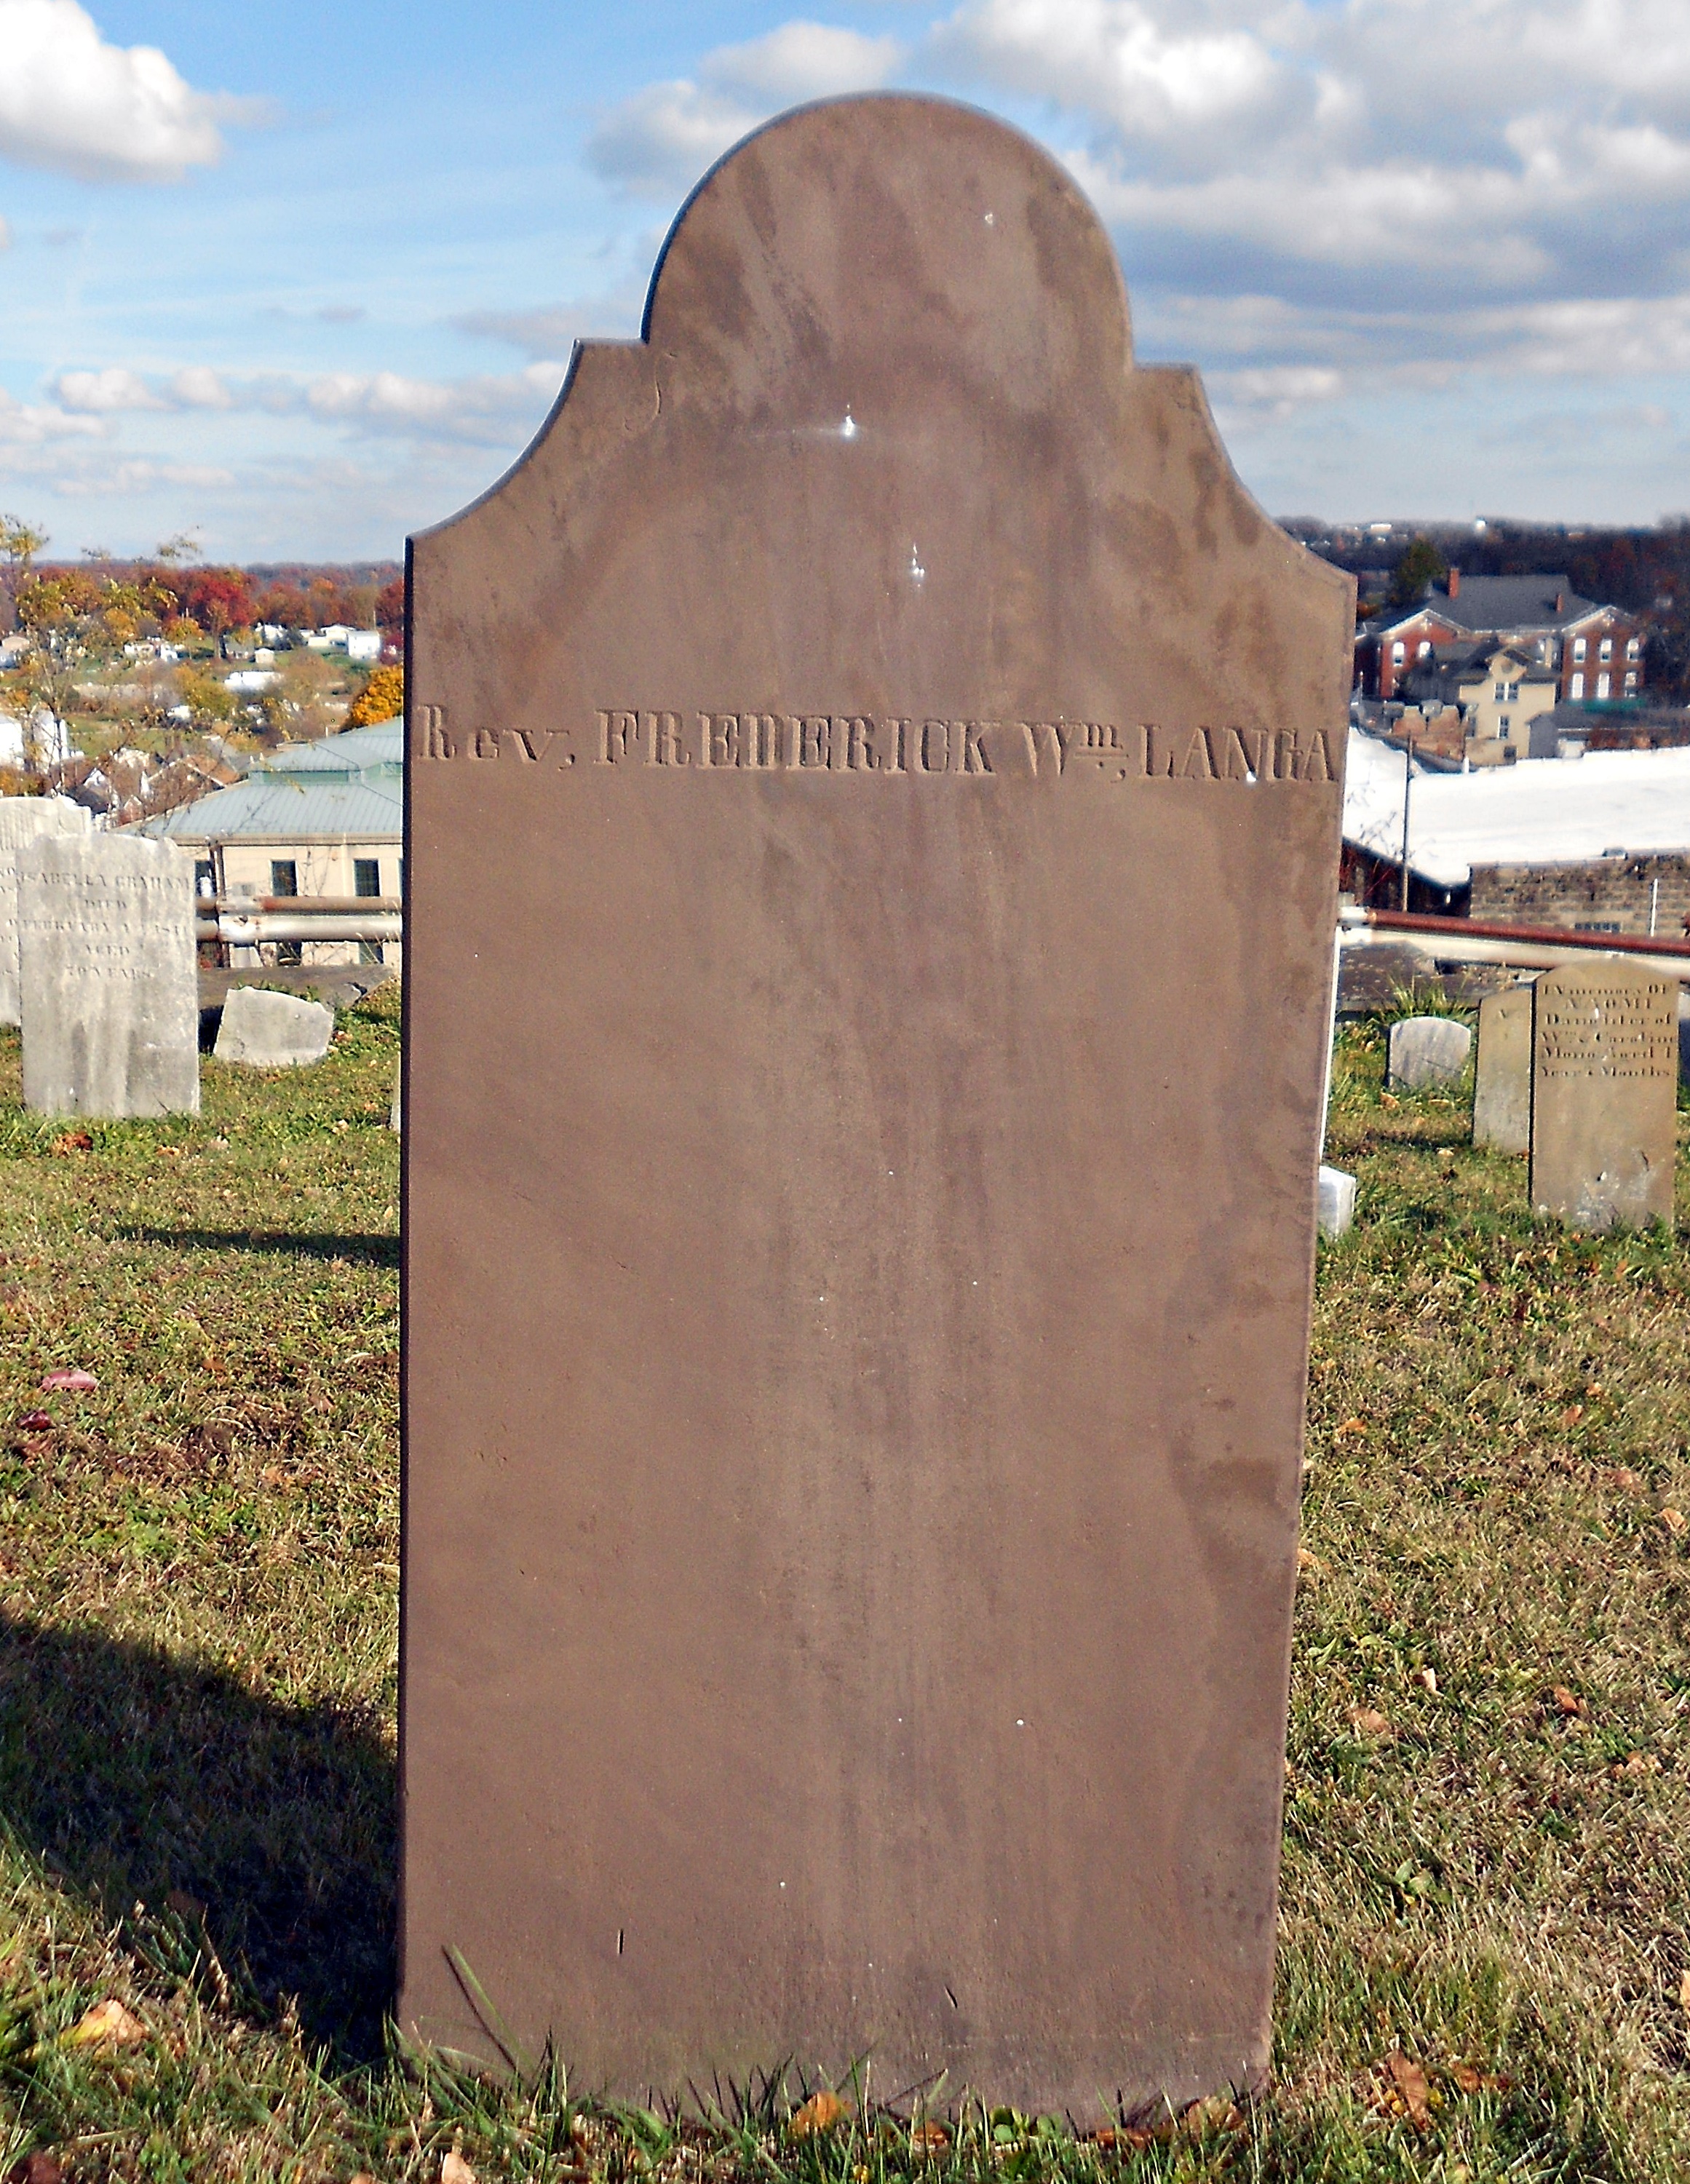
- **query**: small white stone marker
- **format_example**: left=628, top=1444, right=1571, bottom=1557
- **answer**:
left=1317, top=1165, right=1357, bottom=1239
left=214, top=985, right=334, bottom=1068
left=1387, top=1015, right=1471, bottom=1090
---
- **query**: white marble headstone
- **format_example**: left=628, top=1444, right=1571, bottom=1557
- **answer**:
left=0, top=797, right=92, bottom=1026
left=19, top=832, right=199, bottom=1117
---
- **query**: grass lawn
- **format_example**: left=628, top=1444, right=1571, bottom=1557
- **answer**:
left=0, top=996, right=1686, bottom=2181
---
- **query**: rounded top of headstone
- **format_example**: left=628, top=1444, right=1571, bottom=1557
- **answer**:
left=643, top=94, right=1131, bottom=417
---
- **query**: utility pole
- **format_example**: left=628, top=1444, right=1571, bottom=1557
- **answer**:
left=1400, top=726, right=1413, bottom=911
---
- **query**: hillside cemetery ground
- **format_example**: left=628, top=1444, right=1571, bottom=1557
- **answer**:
left=0, top=998, right=1686, bottom=2180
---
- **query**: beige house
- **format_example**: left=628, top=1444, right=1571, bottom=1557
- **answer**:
left=134, top=719, right=402, bottom=966
left=1453, top=646, right=1560, bottom=758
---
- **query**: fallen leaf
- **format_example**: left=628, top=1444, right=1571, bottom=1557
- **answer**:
left=1660, top=1508, right=1686, bottom=1537
left=261, top=1466, right=286, bottom=1488
left=440, top=2155, right=477, bottom=2184
left=1552, top=1686, right=1587, bottom=1718
left=1180, top=2097, right=1244, bottom=2137
left=1560, top=1404, right=1584, bottom=1427
left=1606, top=1468, right=1644, bottom=1493
left=1297, top=1547, right=1328, bottom=1576
left=7, top=2154, right=65, bottom=2184
left=1616, top=1752, right=1659, bottom=1776
left=1387, top=2051, right=1432, bottom=2129
left=1350, top=1707, right=1392, bottom=1738
left=1336, top=1417, right=1368, bottom=1437
left=910, top=2121, right=950, bottom=2153
left=1417, top=1666, right=1438, bottom=1694
left=1449, top=2062, right=1482, bottom=2094
left=1380, top=1092, right=1400, bottom=1109
left=790, top=2091, right=846, bottom=2138
left=50, top=1132, right=92, bottom=1156
left=1678, top=1971, right=1690, bottom=2012
left=63, top=1997, right=146, bottom=2049
left=17, top=1411, right=51, bottom=1433
left=39, top=1370, right=97, bottom=1394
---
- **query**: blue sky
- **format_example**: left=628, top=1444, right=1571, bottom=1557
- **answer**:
left=2, top=0, right=1689, bottom=559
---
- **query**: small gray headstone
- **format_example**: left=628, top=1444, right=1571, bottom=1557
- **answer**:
left=1387, top=1014, right=1472, bottom=1090
left=20, top=831, right=199, bottom=1117
left=1317, top=1164, right=1356, bottom=1239
left=1472, top=988, right=1532, bottom=1154
left=0, top=797, right=92, bottom=1026
left=1529, top=964, right=1677, bottom=1231
left=214, top=985, right=334, bottom=1068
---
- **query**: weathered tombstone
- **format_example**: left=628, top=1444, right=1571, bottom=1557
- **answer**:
left=1529, top=963, right=1677, bottom=1230
left=19, top=832, right=198, bottom=1117
left=402, top=95, right=1353, bottom=2115
left=1387, top=1014, right=1471, bottom=1090
left=1472, top=988, right=1532, bottom=1153
left=213, top=985, right=334, bottom=1068
left=0, top=796, right=91, bottom=1026
left=1318, top=1164, right=1357, bottom=1238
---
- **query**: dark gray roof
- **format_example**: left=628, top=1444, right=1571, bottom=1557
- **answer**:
left=1370, top=573, right=1597, bottom=637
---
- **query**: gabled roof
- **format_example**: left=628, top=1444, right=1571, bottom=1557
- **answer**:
left=1368, top=573, right=1598, bottom=638
left=130, top=715, right=402, bottom=846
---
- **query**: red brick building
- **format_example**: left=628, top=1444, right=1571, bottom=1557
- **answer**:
left=1356, top=570, right=1644, bottom=703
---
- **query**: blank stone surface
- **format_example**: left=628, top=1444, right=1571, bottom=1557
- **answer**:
left=400, top=94, right=1353, bottom=2116
left=20, top=832, right=198, bottom=1118
left=213, top=985, right=334, bottom=1068
left=0, top=797, right=92, bottom=1027
left=1387, top=1014, right=1472, bottom=1091
left=1472, top=988, right=1532, bottom=1154
left=1529, top=963, right=1677, bottom=1231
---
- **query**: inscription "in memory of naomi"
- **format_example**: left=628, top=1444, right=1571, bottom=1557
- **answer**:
left=416, top=706, right=1340, bottom=785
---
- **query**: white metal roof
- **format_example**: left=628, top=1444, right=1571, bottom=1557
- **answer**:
left=1343, top=726, right=1690, bottom=886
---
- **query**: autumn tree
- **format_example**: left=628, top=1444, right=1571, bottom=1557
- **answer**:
left=11, top=561, right=175, bottom=774
left=344, top=663, right=404, bottom=728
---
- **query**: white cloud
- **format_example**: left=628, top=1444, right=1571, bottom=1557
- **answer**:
left=0, top=0, right=258, bottom=183
left=587, top=20, right=905, bottom=196
left=44, top=357, right=566, bottom=447
left=0, top=386, right=106, bottom=445
left=52, top=365, right=162, bottom=412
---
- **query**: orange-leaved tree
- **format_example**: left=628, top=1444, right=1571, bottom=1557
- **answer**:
left=344, top=663, right=404, bottom=728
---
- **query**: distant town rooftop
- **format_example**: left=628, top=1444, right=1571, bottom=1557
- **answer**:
left=132, top=717, right=402, bottom=847
left=1343, top=726, right=1690, bottom=888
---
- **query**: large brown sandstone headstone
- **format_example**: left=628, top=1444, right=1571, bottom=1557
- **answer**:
left=1473, top=987, right=1531, bottom=1154
left=402, top=93, right=1353, bottom=2115
left=1529, top=963, right=1677, bottom=1229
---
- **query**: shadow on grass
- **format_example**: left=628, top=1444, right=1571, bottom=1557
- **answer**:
left=0, top=1611, right=394, bottom=2060
left=117, top=1227, right=400, bottom=1268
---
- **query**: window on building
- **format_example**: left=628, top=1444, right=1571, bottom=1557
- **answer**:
left=1597, top=672, right=1611, bottom=699
left=269, top=859, right=301, bottom=964
left=1599, top=636, right=1613, bottom=662
left=1573, top=637, right=1587, bottom=662
left=1417, top=640, right=1431, bottom=659
left=1571, top=672, right=1584, bottom=699
left=1392, top=641, right=1405, bottom=664
left=1493, top=681, right=1506, bottom=700
left=193, top=859, right=214, bottom=899
left=1627, top=635, right=1641, bottom=657
left=354, top=858, right=381, bottom=897
left=1507, top=681, right=1520, bottom=700
left=1499, top=715, right=1511, bottom=732
left=1625, top=670, right=1638, bottom=689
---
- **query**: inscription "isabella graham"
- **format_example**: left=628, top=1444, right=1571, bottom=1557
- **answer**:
left=415, top=707, right=1339, bottom=784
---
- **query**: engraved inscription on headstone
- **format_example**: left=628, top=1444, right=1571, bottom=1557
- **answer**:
left=401, top=95, right=1354, bottom=2117
left=19, top=833, right=199, bottom=1118
left=1529, top=962, right=1676, bottom=1230
left=1387, top=1014, right=1472, bottom=1091
left=1472, top=988, right=1532, bottom=1154
left=0, top=796, right=91, bottom=1026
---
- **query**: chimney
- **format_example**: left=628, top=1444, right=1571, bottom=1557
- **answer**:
left=1555, top=590, right=1565, bottom=613
left=1447, top=566, right=1460, bottom=600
